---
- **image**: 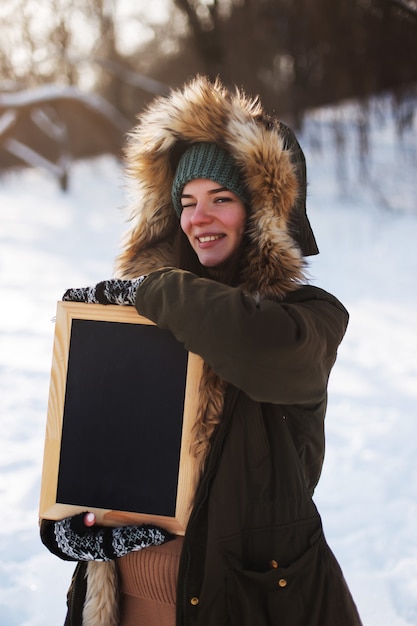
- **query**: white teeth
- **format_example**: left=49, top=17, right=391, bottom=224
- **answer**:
left=198, top=235, right=223, bottom=243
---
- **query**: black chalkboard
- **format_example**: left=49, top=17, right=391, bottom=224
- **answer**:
left=57, top=318, right=188, bottom=516
left=39, top=302, right=201, bottom=533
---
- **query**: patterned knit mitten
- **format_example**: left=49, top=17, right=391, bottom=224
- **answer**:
left=62, top=276, right=147, bottom=305
left=40, top=513, right=173, bottom=562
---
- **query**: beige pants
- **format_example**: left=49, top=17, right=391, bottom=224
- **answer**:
left=117, top=536, right=184, bottom=626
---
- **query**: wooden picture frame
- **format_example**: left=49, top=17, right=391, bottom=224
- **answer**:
left=39, top=301, right=202, bottom=535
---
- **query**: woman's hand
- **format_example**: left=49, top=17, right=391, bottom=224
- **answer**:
left=62, top=277, right=147, bottom=306
left=40, top=511, right=173, bottom=562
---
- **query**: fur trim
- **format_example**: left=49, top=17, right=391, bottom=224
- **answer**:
left=83, top=561, right=119, bottom=626
left=191, top=362, right=228, bottom=471
left=114, top=75, right=311, bottom=290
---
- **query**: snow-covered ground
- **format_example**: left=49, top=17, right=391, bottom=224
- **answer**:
left=0, top=98, right=416, bottom=625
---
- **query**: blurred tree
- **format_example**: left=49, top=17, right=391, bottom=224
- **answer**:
left=166, top=0, right=417, bottom=124
left=0, top=0, right=416, bottom=126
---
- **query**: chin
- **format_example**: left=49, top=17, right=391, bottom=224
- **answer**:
left=199, top=257, right=225, bottom=268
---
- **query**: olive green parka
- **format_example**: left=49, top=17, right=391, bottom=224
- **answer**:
left=135, top=270, right=361, bottom=626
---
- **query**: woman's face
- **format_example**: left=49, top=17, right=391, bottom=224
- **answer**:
left=180, top=179, right=246, bottom=268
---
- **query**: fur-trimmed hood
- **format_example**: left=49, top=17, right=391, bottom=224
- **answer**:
left=115, top=76, right=318, bottom=299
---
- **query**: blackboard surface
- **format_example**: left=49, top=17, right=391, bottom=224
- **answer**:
left=57, top=318, right=188, bottom=517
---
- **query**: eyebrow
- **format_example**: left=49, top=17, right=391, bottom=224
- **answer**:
left=181, top=186, right=230, bottom=198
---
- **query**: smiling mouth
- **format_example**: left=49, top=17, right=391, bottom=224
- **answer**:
left=197, top=235, right=225, bottom=243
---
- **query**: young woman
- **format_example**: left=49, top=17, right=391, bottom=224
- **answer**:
left=41, top=76, right=362, bottom=626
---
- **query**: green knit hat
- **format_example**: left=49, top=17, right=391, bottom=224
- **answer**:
left=171, top=142, right=248, bottom=217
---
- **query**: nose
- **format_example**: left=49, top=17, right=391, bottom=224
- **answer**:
left=190, top=200, right=212, bottom=225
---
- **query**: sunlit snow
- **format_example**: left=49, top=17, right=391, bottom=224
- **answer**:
left=0, top=97, right=416, bottom=625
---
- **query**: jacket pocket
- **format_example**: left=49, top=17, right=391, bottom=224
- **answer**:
left=221, top=518, right=362, bottom=626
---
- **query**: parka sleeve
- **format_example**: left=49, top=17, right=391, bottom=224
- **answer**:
left=135, top=268, right=349, bottom=405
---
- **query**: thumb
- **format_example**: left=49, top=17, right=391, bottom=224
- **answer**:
left=84, top=512, right=96, bottom=527
left=69, top=511, right=96, bottom=534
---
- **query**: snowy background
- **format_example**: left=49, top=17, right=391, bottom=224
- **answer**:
left=0, top=96, right=416, bottom=625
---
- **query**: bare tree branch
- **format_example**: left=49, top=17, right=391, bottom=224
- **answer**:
left=389, top=0, right=417, bottom=18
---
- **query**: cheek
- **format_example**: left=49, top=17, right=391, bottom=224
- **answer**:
left=231, top=208, right=246, bottom=236
left=180, top=212, right=190, bottom=235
